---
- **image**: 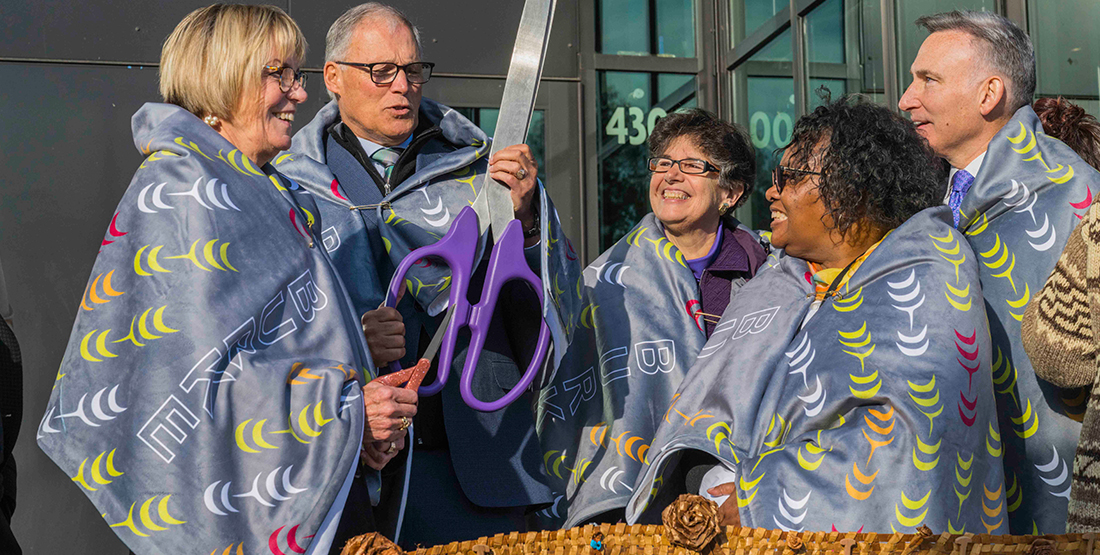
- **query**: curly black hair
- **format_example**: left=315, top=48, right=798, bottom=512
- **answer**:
left=781, top=95, right=943, bottom=238
left=648, top=108, right=756, bottom=209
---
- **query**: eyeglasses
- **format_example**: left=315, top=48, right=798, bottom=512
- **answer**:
left=264, top=65, right=307, bottom=93
left=647, top=157, right=720, bottom=175
left=771, top=165, right=821, bottom=193
left=333, top=61, right=436, bottom=85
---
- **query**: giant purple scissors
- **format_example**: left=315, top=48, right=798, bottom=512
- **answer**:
left=367, top=0, right=557, bottom=413
left=375, top=205, right=552, bottom=412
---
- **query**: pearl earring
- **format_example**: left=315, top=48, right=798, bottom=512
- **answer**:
left=203, top=114, right=220, bottom=127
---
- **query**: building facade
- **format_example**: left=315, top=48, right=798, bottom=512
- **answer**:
left=1, top=1, right=1097, bottom=552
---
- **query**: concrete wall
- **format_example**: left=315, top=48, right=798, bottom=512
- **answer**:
left=0, top=2, right=581, bottom=553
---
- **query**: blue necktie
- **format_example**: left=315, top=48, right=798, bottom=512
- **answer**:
left=948, top=169, right=974, bottom=228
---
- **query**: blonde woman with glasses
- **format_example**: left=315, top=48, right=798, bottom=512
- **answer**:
left=38, top=5, right=373, bottom=554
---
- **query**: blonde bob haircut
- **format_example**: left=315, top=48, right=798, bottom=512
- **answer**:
left=159, top=4, right=307, bottom=121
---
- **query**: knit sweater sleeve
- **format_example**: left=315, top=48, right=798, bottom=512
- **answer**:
left=1021, top=202, right=1100, bottom=388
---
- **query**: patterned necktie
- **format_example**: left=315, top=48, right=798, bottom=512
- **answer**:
left=948, top=169, right=975, bottom=228
left=370, top=147, right=403, bottom=185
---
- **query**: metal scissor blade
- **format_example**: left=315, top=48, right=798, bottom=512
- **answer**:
left=474, top=0, right=558, bottom=243
left=420, top=304, right=457, bottom=365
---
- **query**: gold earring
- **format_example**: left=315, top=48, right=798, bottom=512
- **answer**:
left=203, top=114, right=220, bottom=127
left=719, top=201, right=731, bottom=215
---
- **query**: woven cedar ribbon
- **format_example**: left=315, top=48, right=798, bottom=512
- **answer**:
left=377, top=526, right=1100, bottom=555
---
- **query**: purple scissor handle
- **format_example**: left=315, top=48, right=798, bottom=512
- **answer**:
left=381, top=205, right=552, bottom=412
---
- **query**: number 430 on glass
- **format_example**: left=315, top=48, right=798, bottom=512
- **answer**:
left=606, top=106, right=668, bottom=145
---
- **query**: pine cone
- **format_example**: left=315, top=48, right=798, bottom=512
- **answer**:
left=662, top=494, right=721, bottom=551
left=786, top=535, right=803, bottom=550
left=340, top=532, right=404, bottom=555
left=1027, top=539, right=1055, bottom=555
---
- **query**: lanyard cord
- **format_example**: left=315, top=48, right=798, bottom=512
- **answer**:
left=821, top=252, right=865, bottom=298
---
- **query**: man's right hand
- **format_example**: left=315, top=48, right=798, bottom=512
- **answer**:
left=362, top=307, right=406, bottom=367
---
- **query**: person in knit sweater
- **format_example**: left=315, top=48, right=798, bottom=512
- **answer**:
left=1020, top=99, right=1100, bottom=532
left=1022, top=200, right=1100, bottom=531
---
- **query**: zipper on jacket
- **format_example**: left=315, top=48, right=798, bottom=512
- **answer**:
left=350, top=201, right=391, bottom=212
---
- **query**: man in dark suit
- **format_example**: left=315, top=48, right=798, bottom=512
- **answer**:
left=279, top=2, right=573, bottom=549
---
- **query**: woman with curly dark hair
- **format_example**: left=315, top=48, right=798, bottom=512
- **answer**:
left=536, top=109, right=767, bottom=528
left=766, top=96, right=943, bottom=277
left=626, top=97, right=1006, bottom=534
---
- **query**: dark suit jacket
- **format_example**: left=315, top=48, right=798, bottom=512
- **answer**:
left=324, top=118, right=553, bottom=509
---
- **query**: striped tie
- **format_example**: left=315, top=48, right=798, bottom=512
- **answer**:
left=370, top=147, right=403, bottom=185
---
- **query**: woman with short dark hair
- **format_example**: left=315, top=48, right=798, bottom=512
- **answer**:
left=537, top=108, right=766, bottom=527
left=627, top=97, right=1006, bottom=534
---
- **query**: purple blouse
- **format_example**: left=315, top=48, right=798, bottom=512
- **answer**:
left=696, top=223, right=766, bottom=337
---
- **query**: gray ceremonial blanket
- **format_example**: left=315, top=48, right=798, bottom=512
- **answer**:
left=959, top=106, right=1100, bottom=534
left=537, top=214, right=756, bottom=527
left=626, top=208, right=1007, bottom=534
left=278, top=99, right=583, bottom=370
left=37, top=103, right=370, bottom=554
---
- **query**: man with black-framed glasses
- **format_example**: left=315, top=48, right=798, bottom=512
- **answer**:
left=278, top=2, right=581, bottom=550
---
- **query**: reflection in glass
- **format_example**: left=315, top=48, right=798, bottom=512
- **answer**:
left=859, top=0, right=886, bottom=97
left=599, top=0, right=695, bottom=57
left=752, top=27, right=792, bottom=62
left=656, top=0, right=695, bottom=58
left=455, top=108, right=546, bottom=179
left=804, top=0, right=844, bottom=64
left=599, top=0, right=649, bottom=55
left=745, top=76, right=795, bottom=230
left=810, top=79, right=847, bottom=108
left=598, top=71, right=697, bottom=249
left=734, top=0, right=786, bottom=43
left=658, top=74, right=697, bottom=108
left=1028, top=0, right=1100, bottom=118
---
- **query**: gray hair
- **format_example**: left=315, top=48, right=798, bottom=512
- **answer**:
left=325, top=3, right=423, bottom=99
left=916, top=10, right=1035, bottom=111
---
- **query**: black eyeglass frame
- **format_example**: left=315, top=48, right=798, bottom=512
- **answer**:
left=647, top=156, right=721, bottom=175
left=263, top=65, right=307, bottom=93
left=333, top=61, right=436, bottom=85
left=771, top=165, right=822, bottom=193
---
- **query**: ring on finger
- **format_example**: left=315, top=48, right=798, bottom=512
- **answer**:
left=399, top=416, right=411, bottom=431
left=515, top=168, right=528, bottom=180
left=385, top=442, right=397, bottom=454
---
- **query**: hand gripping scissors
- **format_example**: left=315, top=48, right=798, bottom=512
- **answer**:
left=368, top=0, right=558, bottom=413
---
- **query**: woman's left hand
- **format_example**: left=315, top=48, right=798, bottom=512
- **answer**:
left=360, top=435, right=406, bottom=471
left=488, top=144, right=538, bottom=230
